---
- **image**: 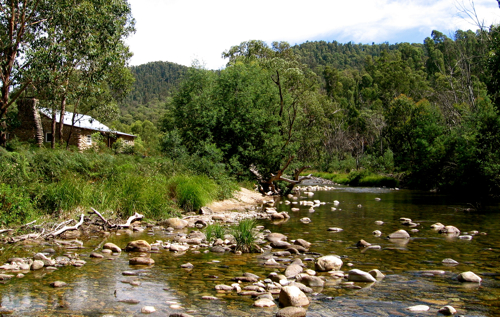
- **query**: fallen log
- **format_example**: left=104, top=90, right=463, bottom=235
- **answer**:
left=90, top=207, right=116, bottom=228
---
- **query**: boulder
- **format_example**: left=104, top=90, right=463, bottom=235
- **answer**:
left=438, top=305, right=457, bottom=316
left=457, top=271, right=481, bottom=283
left=170, top=244, right=189, bottom=252
left=278, top=285, right=309, bottom=307
left=296, top=274, right=325, bottom=287
left=141, top=306, right=156, bottom=313
left=387, top=229, right=410, bottom=239
left=285, top=264, right=303, bottom=278
left=103, top=242, right=121, bottom=253
left=315, top=255, right=343, bottom=272
left=368, top=269, right=385, bottom=279
left=406, top=305, right=430, bottom=312
left=50, top=281, right=67, bottom=288
left=271, top=240, right=292, bottom=249
left=129, top=257, right=154, bottom=266
left=439, top=225, right=460, bottom=235
left=253, top=298, right=275, bottom=307
left=125, top=240, right=151, bottom=252
left=356, top=239, right=371, bottom=248
left=31, top=260, right=44, bottom=270
left=347, top=269, right=376, bottom=282
left=294, top=239, right=311, bottom=249
left=266, top=232, right=288, bottom=242
left=276, top=306, right=307, bottom=317
left=163, top=218, right=188, bottom=229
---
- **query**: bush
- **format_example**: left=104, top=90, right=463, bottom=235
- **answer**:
left=0, top=183, right=35, bottom=226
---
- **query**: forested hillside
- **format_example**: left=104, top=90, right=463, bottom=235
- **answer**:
left=118, top=61, right=188, bottom=125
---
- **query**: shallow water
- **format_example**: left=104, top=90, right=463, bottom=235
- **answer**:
left=1, top=186, right=500, bottom=316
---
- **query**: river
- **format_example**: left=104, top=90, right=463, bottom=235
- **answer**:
left=0, top=186, right=499, bottom=316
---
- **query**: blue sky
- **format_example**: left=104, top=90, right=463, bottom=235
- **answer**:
left=126, top=0, right=499, bottom=70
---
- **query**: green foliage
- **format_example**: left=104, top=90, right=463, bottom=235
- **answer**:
left=231, top=219, right=259, bottom=253
left=205, top=223, right=226, bottom=242
left=0, top=183, right=35, bottom=226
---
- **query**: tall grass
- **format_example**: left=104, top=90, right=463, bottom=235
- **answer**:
left=0, top=145, right=241, bottom=225
left=167, top=175, right=218, bottom=212
left=231, top=219, right=258, bottom=253
left=205, top=223, right=226, bottom=242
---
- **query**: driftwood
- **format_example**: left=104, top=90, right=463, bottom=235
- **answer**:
left=44, top=214, right=85, bottom=238
left=117, top=212, right=144, bottom=228
left=250, top=156, right=312, bottom=196
left=91, top=207, right=115, bottom=228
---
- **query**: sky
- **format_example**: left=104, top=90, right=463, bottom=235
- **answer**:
left=126, top=0, right=500, bottom=70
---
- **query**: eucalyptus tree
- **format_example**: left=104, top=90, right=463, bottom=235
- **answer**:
left=0, top=0, right=47, bottom=146
left=27, top=0, right=135, bottom=147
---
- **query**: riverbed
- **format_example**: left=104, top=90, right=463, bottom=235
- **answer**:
left=0, top=186, right=499, bottom=316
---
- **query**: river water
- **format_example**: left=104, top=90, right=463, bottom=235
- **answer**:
left=0, top=186, right=499, bottom=316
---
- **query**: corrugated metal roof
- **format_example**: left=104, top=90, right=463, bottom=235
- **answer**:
left=39, top=108, right=136, bottom=138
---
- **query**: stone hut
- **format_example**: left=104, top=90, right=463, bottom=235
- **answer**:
left=8, top=98, right=135, bottom=150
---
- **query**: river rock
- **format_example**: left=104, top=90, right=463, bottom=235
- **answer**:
left=438, top=305, right=457, bottom=315
left=125, top=240, right=151, bottom=252
left=406, top=305, right=429, bottom=312
left=299, top=217, right=311, bottom=224
left=163, top=218, right=188, bottom=229
left=374, top=220, right=384, bottom=225
left=31, top=260, right=44, bottom=270
left=170, top=244, right=189, bottom=252
left=129, top=257, right=154, bottom=266
left=0, top=274, right=14, bottom=280
left=294, top=239, right=311, bottom=249
left=369, top=269, right=385, bottom=279
left=356, top=239, right=371, bottom=248
left=439, top=225, right=460, bottom=235
left=442, top=258, right=459, bottom=265
left=372, top=230, right=382, bottom=236
left=103, top=242, right=121, bottom=253
left=431, top=222, right=445, bottom=230
left=457, top=271, right=482, bottom=283
left=215, top=284, right=233, bottom=291
left=327, top=227, right=343, bottom=232
left=180, top=262, right=194, bottom=269
left=266, top=232, right=288, bottom=242
left=388, top=229, right=410, bottom=239
left=315, top=255, right=343, bottom=271
left=271, top=240, right=292, bottom=249
left=278, top=285, right=309, bottom=307
left=296, top=274, right=325, bottom=287
left=89, top=252, right=104, bottom=258
left=276, top=306, right=307, bottom=317
left=141, top=306, right=156, bottom=313
left=348, top=269, right=376, bottom=282
left=285, top=263, right=303, bottom=278
left=254, top=298, right=276, bottom=307
left=50, top=281, right=67, bottom=288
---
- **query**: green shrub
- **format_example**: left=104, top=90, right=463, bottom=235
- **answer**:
left=0, top=183, right=35, bottom=226
left=231, top=219, right=259, bottom=253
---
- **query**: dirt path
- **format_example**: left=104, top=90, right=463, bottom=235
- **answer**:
left=206, top=187, right=265, bottom=212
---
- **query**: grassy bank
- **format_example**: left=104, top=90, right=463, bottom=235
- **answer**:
left=0, top=146, right=238, bottom=227
left=306, top=170, right=399, bottom=188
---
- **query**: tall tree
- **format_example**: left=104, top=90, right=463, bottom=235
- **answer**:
left=0, top=0, right=46, bottom=146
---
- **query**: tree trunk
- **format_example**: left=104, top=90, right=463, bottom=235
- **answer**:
left=58, top=95, right=66, bottom=145
left=250, top=156, right=312, bottom=196
left=51, top=107, right=56, bottom=149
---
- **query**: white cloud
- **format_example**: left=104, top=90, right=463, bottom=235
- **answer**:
left=125, top=0, right=500, bottom=69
